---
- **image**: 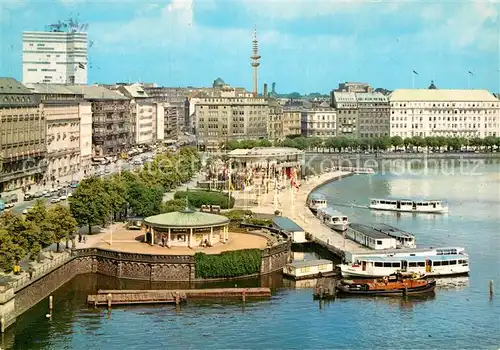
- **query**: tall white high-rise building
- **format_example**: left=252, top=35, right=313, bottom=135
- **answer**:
left=22, top=31, right=88, bottom=85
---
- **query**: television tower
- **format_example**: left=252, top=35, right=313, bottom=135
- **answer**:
left=250, top=26, right=261, bottom=97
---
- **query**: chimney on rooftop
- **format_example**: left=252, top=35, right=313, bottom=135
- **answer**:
left=263, top=83, right=268, bottom=98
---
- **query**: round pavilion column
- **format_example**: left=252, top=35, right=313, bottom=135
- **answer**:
left=167, top=228, right=171, bottom=248
left=189, top=228, right=193, bottom=248
left=210, top=226, right=213, bottom=245
left=151, top=227, right=155, bottom=245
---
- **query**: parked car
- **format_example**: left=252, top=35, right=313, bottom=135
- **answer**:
left=50, top=198, right=61, bottom=203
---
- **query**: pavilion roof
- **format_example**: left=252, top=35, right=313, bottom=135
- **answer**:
left=144, top=209, right=230, bottom=228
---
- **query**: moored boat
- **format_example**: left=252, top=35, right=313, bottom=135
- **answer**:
left=338, top=253, right=470, bottom=278
left=336, top=272, right=436, bottom=296
left=317, top=207, right=349, bottom=231
left=369, top=198, right=449, bottom=214
left=307, top=193, right=328, bottom=213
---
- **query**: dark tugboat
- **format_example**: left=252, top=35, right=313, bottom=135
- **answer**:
left=336, top=272, right=436, bottom=296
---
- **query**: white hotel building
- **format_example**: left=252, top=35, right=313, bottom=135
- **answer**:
left=22, top=31, right=88, bottom=85
left=389, top=89, right=500, bottom=138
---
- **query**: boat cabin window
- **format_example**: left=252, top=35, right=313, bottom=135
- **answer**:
left=371, top=200, right=378, bottom=205
left=376, top=240, right=382, bottom=245
left=409, top=262, right=417, bottom=267
left=433, top=261, right=441, bottom=266
left=449, top=260, right=457, bottom=265
left=392, top=262, right=400, bottom=268
left=374, top=262, right=383, bottom=267
left=383, top=262, right=392, bottom=268
left=417, top=262, right=425, bottom=267
left=441, top=260, right=449, bottom=266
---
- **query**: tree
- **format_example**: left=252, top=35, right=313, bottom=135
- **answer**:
left=126, top=181, right=164, bottom=217
left=403, top=137, right=413, bottom=151
left=103, top=176, right=127, bottom=221
left=390, top=136, right=404, bottom=150
left=69, top=177, right=112, bottom=235
left=45, top=205, right=78, bottom=252
left=411, top=136, right=424, bottom=151
left=0, top=227, right=26, bottom=271
left=257, top=139, right=272, bottom=147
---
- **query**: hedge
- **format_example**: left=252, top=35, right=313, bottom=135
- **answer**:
left=174, top=190, right=235, bottom=209
left=194, top=249, right=262, bottom=278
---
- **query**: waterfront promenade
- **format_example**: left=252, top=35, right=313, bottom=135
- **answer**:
left=237, top=171, right=370, bottom=258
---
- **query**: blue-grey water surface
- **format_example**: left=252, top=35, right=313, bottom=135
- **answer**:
left=4, top=159, right=500, bottom=349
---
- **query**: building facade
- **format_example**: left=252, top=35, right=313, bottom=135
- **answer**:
left=282, top=107, right=302, bottom=137
left=389, top=89, right=500, bottom=138
left=26, top=84, right=84, bottom=183
left=22, top=31, right=88, bottom=85
left=268, top=100, right=283, bottom=140
left=195, top=97, right=269, bottom=151
left=300, top=107, right=337, bottom=138
left=143, top=86, right=191, bottom=132
left=0, top=78, right=46, bottom=193
left=332, top=92, right=358, bottom=137
left=79, top=101, right=92, bottom=175
left=118, top=84, right=156, bottom=146
left=335, top=82, right=372, bottom=93
left=66, top=86, right=131, bottom=157
left=356, top=92, right=390, bottom=138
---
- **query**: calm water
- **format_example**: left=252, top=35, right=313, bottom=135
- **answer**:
left=4, top=159, right=500, bottom=350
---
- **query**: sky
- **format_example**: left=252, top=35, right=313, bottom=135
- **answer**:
left=0, top=0, right=499, bottom=94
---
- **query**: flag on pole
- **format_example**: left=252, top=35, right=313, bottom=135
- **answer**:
left=412, top=70, right=419, bottom=75
left=468, top=71, right=474, bottom=76
left=78, top=62, right=85, bottom=70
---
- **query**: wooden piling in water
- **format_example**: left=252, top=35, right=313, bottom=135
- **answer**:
left=489, top=280, right=494, bottom=297
left=49, top=296, right=53, bottom=312
left=1, top=316, right=5, bottom=333
left=242, top=289, right=246, bottom=303
left=107, top=293, right=112, bottom=309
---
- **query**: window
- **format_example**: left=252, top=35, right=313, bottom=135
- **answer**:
left=409, top=262, right=417, bottom=267
left=433, top=261, right=441, bottom=266
left=376, top=240, right=382, bottom=245
left=374, top=262, right=383, bottom=267
left=417, top=262, right=425, bottom=267
left=383, top=262, right=392, bottom=268
left=392, top=262, right=400, bottom=268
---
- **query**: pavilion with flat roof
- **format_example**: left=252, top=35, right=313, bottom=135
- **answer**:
left=143, top=206, right=230, bottom=248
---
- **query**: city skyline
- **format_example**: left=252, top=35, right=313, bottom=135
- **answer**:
left=0, top=0, right=499, bottom=93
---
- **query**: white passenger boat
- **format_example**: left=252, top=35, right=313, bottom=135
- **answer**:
left=307, top=193, right=328, bottom=213
left=345, top=223, right=398, bottom=250
left=346, top=246, right=467, bottom=264
left=317, top=207, right=349, bottom=231
left=369, top=198, right=449, bottom=214
left=338, top=253, right=469, bottom=278
left=369, top=223, right=416, bottom=249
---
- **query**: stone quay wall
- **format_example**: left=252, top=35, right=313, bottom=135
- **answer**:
left=0, top=241, right=291, bottom=332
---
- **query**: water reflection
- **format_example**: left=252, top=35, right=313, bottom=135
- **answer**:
left=319, top=293, right=436, bottom=312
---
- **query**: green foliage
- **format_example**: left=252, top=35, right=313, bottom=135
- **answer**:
left=162, top=199, right=188, bottom=213
left=126, top=181, right=164, bottom=217
left=44, top=205, right=78, bottom=252
left=194, top=249, right=262, bottom=278
left=223, top=209, right=253, bottom=221
left=246, top=218, right=272, bottom=226
left=174, top=190, right=235, bottom=209
left=69, top=177, right=112, bottom=234
left=221, top=136, right=500, bottom=153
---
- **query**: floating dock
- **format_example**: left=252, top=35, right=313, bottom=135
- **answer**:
left=87, top=288, right=271, bottom=306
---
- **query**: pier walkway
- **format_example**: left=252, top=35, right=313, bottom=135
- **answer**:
left=238, top=171, right=370, bottom=259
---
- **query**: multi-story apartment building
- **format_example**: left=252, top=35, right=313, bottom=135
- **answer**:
left=282, top=106, right=302, bottom=137
left=22, top=31, right=87, bottom=85
left=300, top=106, right=337, bottom=138
left=357, top=92, right=390, bottom=138
left=66, top=85, right=131, bottom=156
left=79, top=100, right=92, bottom=174
left=332, top=92, right=358, bottom=137
left=26, top=84, right=85, bottom=182
left=143, top=86, right=190, bottom=132
left=268, top=100, right=283, bottom=140
left=118, top=84, right=156, bottom=146
left=389, top=89, right=500, bottom=138
left=195, top=97, right=269, bottom=151
left=0, top=78, right=46, bottom=193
